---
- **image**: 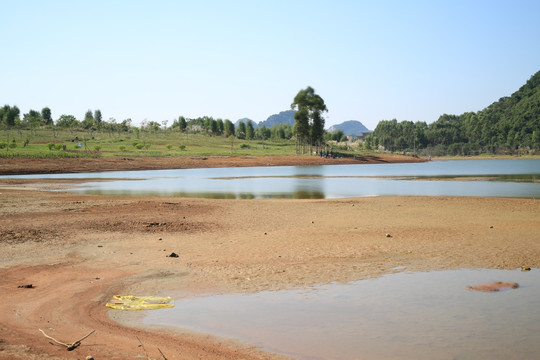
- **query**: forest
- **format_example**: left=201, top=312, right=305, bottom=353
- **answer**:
left=365, top=70, right=540, bottom=155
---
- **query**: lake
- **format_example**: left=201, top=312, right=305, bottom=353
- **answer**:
left=4, top=159, right=539, bottom=198
left=142, top=268, right=539, bottom=360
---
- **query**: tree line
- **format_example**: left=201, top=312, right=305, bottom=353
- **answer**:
left=0, top=87, right=326, bottom=145
left=0, top=105, right=297, bottom=141
left=366, top=70, right=540, bottom=155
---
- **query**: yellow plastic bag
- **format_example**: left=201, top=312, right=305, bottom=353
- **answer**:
left=106, top=295, right=174, bottom=310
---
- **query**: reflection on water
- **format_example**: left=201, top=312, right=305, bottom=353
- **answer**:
left=2, top=159, right=540, bottom=198
left=143, top=269, right=540, bottom=360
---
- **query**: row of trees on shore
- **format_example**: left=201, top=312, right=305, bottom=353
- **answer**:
left=0, top=104, right=297, bottom=141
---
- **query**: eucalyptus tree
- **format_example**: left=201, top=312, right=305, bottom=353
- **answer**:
left=291, top=86, right=328, bottom=154
left=94, top=109, right=102, bottom=124
left=246, top=120, right=255, bottom=140
left=237, top=121, right=246, bottom=139
left=224, top=119, right=235, bottom=137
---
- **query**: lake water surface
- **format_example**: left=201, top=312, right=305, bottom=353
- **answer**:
left=143, top=268, right=539, bottom=360
left=5, top=159, right=540, bottom=198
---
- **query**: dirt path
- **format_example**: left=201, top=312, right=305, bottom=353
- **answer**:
left=0, top=155, right=538, bottom=359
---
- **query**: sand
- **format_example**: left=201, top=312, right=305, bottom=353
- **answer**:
left=0, top=155, right=538, bottom=359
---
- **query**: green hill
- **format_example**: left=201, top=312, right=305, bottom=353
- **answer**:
left=369, top=70, right=540, bottom=155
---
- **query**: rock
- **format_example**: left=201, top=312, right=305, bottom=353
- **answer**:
left=521, top=266, right=531, bottom=272
left=18, top=284, right=33, bottom=288
left=466, top=281, right=519, bottom=292
left=167, top=252, right=179, bottom=258
left=385, top=233, right=392, bottom=238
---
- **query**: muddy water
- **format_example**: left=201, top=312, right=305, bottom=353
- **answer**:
left=143, top=269, right=539, bottom=360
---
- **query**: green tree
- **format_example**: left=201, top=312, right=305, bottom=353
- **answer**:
left=94, top=109, right=102, bottom=124
left=237, top=121, right=246, bottom=139
left=2, top=105, right=20, bottom=126
left=291, top=86, right=328, bottom=154
left=82, top=109, right=95, bottom=129
left=179, top=116, right=187, bottom=132
left=224, top=119, right=235, bottom=137
left=246, top=120, right=254, bottom=140
left=41, top=107, right=52, bottom=125
left=23, top=109, right=43, bottom=127
left=56, top=114, right=79, bottom=128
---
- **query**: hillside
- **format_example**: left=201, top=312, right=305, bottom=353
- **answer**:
left=327, top=120, right=371, bottom=137
left=370, top=69, right=540, bottom=155
left=236, top=110, right=296, bottom=129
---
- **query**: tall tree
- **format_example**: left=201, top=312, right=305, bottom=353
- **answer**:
left=41, top=107, right=52, bottom=125
left=179, top=116, right=187, bottom=132
left=291, top=86, right=328, bottom=154
left=237, top=121, right=246, bottom=139
left=224, top=119, right=235, bottom=137
left=2, top=105, right=20, bottom=126
left=94, top=109, right=102, bottom=124
left=246, top=120, right=254, bottom=140
left=83, top=109, right=95, bottom=129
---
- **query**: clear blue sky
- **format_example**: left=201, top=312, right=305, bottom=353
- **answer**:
left=2, top=0, right=539, bottom=130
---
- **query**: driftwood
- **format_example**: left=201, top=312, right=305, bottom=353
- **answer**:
left=39, top=328, right=95, bottom=351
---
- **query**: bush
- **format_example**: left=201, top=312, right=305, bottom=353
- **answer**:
left=55, top=144, right=64, bottom=151
left=0, top=141, right=6, bottom=149
left=119, top=145, right=126, bottom=152
left=240, top=143, right=250, bottom=149
left=166, top=144, right=172, bottom=150
left=47, top=143, right=56, bottom=150
left=9, top=139, right=17, bottom=149
left=178, top=144, right=186, bottom=151
left=135, top=144, right=144, bottom=150
left=94, top=145, right=101, bottom=151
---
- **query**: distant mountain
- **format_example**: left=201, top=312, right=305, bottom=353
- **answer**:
left=259, top=110, right=296, bottom=128
left=236, top=110, right=296, bottom=128
left=327, top=120, right=371, bottom=137
left=234, top=118, right=254, bottom=127
left=235, top=112, right=372, bottom=138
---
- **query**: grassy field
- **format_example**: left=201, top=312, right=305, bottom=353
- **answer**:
left=0, top=127, right=318, bottom=158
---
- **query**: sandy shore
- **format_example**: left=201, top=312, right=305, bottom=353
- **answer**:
left=0, top=155, right=538, bottom=359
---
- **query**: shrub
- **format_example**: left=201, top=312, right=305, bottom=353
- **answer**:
left=55, top=144, right=64, bottom=151
left=135, top=144, right=144, bottom=150
left=94, top=145, right=101, bottom=151
left=166, top=144, right=172, bottom=150
left=178, top=144, right=186, bottom=151
left=9, top=139, right=17, bottom=149
left=119, top=145, right=126, bottom=152
left=0, top=141, right=6, bottom=149
left=240, top=143, right=250, bottom=149
left=47, top=143, right=56, bottom=150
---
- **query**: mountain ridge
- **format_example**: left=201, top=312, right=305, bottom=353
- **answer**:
left=236, top=111, right=371, bottom=137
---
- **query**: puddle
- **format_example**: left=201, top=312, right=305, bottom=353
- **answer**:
left=143, top=269, right=539, bottom=359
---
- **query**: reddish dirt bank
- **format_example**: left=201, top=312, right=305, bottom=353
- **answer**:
left=0, top=154, right=425, bottom=175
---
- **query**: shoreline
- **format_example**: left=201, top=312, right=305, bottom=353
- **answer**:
left=0, top=154, right=425, bottom=175
left=0, top=155, right=539, bottom=359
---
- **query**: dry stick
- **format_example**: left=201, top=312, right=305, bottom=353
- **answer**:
left=158, top=347, right=168, bottom=360
left=39, top=329, right=95, bottom=351
left=136, top=336, right=150, bottom=359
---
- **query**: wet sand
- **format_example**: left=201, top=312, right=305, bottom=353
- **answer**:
left=0, top=155, right=538, bottom=359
